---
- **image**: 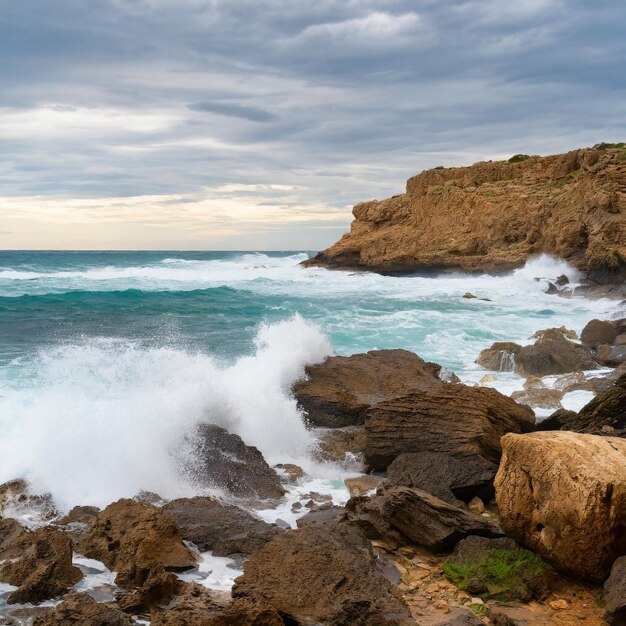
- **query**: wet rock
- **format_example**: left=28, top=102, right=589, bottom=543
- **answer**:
left=581, top=319, right=618, bottom=348
left=511, top=387, right=563, bottom=409
left=604, top=555, right=626, bottom=625
left=232, top=519, right=413, bottom=625
left=363, top=384, right=534, bottom=473
left=53, top=505, right=100, bottom=542
left=0, top=527, right=82, bottom=604
left=184, top=423, right=286, bottom=500
left=605, top=345, right=626, bottom=367
left=293, top=349, right=446, bottom=428
left=475, top=342, right=521, bottom=372
left=555, top=274, right=570, bottom=286
left=162, top=496, right=283, bottom=557
left=274, top=463, right=305, bottom=483
left=344, top=475, right=382, bottom=498
left=346, top=487, right=502, bottom=552
left=445, top=536, right=550, bottom=601
left=552, top=370, right=591, bottom=392
left=314, top=426, right=366, bottom=468
left=32, top=592, right=133, bottom=625
left=530, top=326, right=577, bottom=342
left=537, top=373, right=626, bottom=434
left=77, top=499, right=197, bottom=589
left=495, top=432, right=626, bottom=581
left=150, top=582, right=285, bottom=626
left=117, top=566, right=182, bottom=613
left=468, top=497, right=485, bottom=514
left=383, top=452, right=495, bottom=505
left=0, top=480, right=58, bottom=524
left=133, top=491, right=167, bottom=506
left=0, top=518, right=29, bottom=557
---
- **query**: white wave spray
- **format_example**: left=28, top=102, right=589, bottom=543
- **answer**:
left=0, top=315, right=331, bottom=510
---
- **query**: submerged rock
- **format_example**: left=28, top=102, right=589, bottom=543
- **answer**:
left=293, top=349, right=447, bottom=428
left=232, top=519, right=413, bottom=625
left=183, top=423, right=285, bottom=500
left=510, top=387, right=563, bottom=410
left=162, top=496, right=283, bottom=557
left=346, top=487, right=502, bottom=552
left=0, top=527, right=82, bottom=604
left=77, top=499, right=197, bottom=589
left=32, top=593, right=133, bottom=626
left=344, top=475, right=382, bottom=498
left=363, top=385, right=534, bottom=481
left=495, top=432, right=626, bottom=581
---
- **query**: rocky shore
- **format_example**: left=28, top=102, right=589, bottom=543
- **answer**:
left=1, top=315, right=625, bottom=625
left=303, top=145, right=626, bottom=287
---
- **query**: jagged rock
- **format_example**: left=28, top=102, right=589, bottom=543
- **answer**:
left=0, top=527, right=82, bottom=604
left=314, top=426, right=366, bottom=467
left=232, top=519, right=413, bottom=625
left=303, top=147, right=626, bottom=284
left=293, top=349, right=447, bottom=428
left=344, top=475, right=382, bottom=498
left=383, top=452, right=495, bottom=505
left=531, top=326, right=577, bottom=342
left=0, top=518, right=28, bottom=557
left=274, top=463, right=305, bottom=483
left=117, top=566, right=182, bottom=613
left=53, top=505, right=100, bottom=541
left=495, top=432, right=626, bottom=581
left=537, top=373, right=626, bottom=434
left=346, top=487, right=502, bottom=552
left=445, top=536, right=550, bottom=601
left=150, top=583, right=285, bottom=626
left=510, top=387, right=563, bottom=409
left=32, top=593, right=133, bottom=626
left=0, top=479, right=58, bottom=523
left=604, top=556, right=626, bottom=625
left=77, top=499, right=197, bottom=588
left=183, top=423, right=285, bottom=500
left=363, top=384, right=534, bottom=474
left=581, top=319, right=618, bottom=348
left=162, top=496, right=283, bottom=557
left=475, top=342, right=521, bottom=372
left=552, top=370, right=591, bottom=392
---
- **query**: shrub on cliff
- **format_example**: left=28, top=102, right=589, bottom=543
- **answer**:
left=508, top=154, right=530, bottom=163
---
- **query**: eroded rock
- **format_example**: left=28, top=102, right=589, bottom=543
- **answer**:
left=32, top=593, right=133, bottom=625
left=604, top=556, right=626, bottom=625
left=293, top=349, right=447, bottom=428
left=232, top=519, right=413, bottom=625
left=77, top=499, right=197, bottom=588
left=495, top=431, right=626, bottom=581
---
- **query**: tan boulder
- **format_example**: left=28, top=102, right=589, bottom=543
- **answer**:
left=495, top=431, right=626, bottom=581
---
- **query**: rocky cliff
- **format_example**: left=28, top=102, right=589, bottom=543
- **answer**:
left=304, top=146, right=626, bottom=283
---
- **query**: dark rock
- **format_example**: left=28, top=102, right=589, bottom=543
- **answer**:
left=77, top=499, right=197, bottom=589
left=232, top=519, right=413, bottom=625
left=363, top=385, right=534, bottom=472
left=183, top=424, right=285, bottom=500
left=514, top=338, right=597, bottom=376
left=383, top=452, right=495, bottom=505
left=510, top=387, right=563, bottom=410
left=604, top=555, right=626, bottom=625
left=295, top=506, right=345, bottom=528
left=535, top=408, right=578, bottom=431
left=32, top=593, right=134, bottom=626
left=581, top=319, right=618, bottom=348
left=556, top=274, right=570, bottom=286
left=347, top=487, right=502, bottom=552
left=293, top=349, right=447, bottom=428
left=117, top=566, right=182, bottom=613
left=0, top=518, right=28, bottom=558
left=162, top=496, right=283, bottom=557
left=0, top=527, right=82, bottom=604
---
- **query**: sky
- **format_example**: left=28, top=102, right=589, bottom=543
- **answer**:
left=0, top=0, right=625, bottom=250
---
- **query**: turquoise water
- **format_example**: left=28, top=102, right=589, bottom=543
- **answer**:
left=0, top=250, right=621, bottom=508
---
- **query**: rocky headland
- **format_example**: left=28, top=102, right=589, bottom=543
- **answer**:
left=304, top=145, right=626, bottom=286
left=1, top=312, right=625, bottom=625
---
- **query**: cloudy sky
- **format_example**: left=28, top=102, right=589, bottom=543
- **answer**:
left=1, top=0, right=625, bottom=250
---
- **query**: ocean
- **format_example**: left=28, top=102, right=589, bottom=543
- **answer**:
left=0, top=250, right=621, bottom=512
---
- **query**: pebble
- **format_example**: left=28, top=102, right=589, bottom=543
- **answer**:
left=550, top=599, right=569, bottom=610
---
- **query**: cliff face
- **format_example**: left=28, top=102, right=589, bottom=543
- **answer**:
left=305, top=147, right=626, bottom=283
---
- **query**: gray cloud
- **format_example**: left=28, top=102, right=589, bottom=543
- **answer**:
left=0, top=0, right=625, bottom=248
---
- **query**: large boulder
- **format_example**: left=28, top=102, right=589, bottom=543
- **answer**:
left=292, top=349, right=448, bottom=428
left=183, top=424, right=285, bottom=500
left=383, top=452, right=495, bottom=505
left=0, top=527, right=82, bottom=604
left=363, top=385, right=534, bottom=473
left=536, top=373, right=626, bottom=434
left=77, top=499, right=197, bottom=588
left=32, top=593, right=134, bottom=626
left=581, top=318, right=619, bottom=348
left=495, top=432, right=626, bottom=581
left=346, top=487, right=502, bottom=552
left=162, top=496, right=283, bottom=557
left=604, top=556, right=626, bottom=625
left=232, top=519, right=413, bottom=625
